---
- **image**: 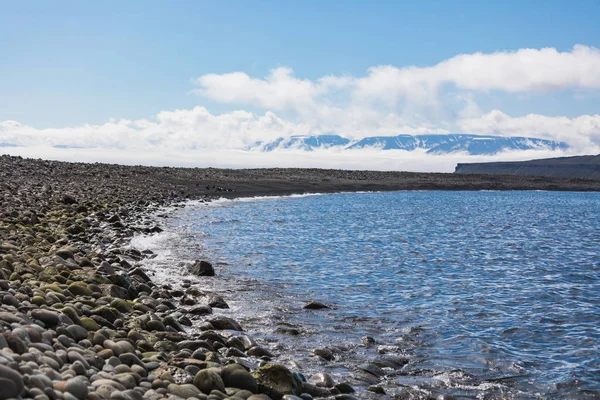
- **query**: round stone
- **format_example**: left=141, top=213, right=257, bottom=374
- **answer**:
left=0, top=364, right=24, bottom=399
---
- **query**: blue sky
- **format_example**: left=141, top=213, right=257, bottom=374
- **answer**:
left=1, top=1, right=599, bottom=170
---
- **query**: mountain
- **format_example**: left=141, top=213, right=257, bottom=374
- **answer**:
left=251, top=134, right=569, bottom=155
left=252, top=134, right=351, bottom=151
left=455, top=154, right=600, bottom=180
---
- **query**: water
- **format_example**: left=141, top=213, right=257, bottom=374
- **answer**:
left=132, top=191, right=600, bottom=399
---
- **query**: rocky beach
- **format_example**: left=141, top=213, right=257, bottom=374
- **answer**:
left=1, top=154, right=600, bottom=400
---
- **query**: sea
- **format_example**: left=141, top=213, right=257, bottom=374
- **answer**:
left=131, top=191, right=600, bottom=399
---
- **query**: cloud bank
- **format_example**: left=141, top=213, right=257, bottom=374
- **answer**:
left=2, top=45, right=599, bottom=171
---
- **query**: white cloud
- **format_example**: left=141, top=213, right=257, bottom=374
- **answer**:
left=195, top=45, right=600, bottom=108
left=457, top=110, right=600, bottom=150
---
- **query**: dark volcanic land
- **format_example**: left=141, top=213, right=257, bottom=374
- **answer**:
left=455, top=153, right=600, bottom=180
left=1, top=154, right=600, bottom=400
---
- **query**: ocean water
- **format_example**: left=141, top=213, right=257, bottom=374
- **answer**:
left=132, top=191, right=600, bottom=399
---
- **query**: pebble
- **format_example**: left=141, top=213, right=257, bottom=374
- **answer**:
left=64, top=378, right=88, bottom=400
left=0, top=364, right=24, bottom=399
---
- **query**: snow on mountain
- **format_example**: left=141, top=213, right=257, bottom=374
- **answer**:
left=251, top=134, right=569, bottom=155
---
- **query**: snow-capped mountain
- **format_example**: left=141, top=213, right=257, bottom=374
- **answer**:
left=252, top=134, right=351, bottom=151
left=251, top=134, right=569, bottom=155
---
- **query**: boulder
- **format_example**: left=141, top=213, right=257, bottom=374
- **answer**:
left=187, top=260, right=215, bottom=277
left=253, top=364, right=302, bottom=400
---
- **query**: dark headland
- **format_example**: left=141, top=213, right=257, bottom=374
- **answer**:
left=455, top=153, right=600, bottom=180
left=1, top=153, right=600, bottom=400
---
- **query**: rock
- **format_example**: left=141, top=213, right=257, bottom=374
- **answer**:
left=334, top=383, right=355, bottom=394
left=68, top=282, right=93, bottom=296
left=103, top=340, right=136, bottom=356
left=310, top=373, right=334, bottom=388
left=64, top=378, right=88, bottom=400
left=208, top=295, right=229, bottom=309
left=221, top=364, right=257, bottom=393
left=146, top=320, right=166, bottom=331
left=4, top=333, right=28, bottom=354
left=61, top=194, right=78, bottom=204
left=300, top=383, right=332, bottom=398
left=189, top=305, right=213, bottom=315
left=167, top=383, right=202, bottom=398
left=110, top=389, right=144, bottom=400
left=80, top=317, right=100, bottom=331
left=247, top=395, right=273, bottom=400
left=253, top=364, right=301, bottom=400
left=0, top=364, right=24, bottom=399
left=209, top=317, right=243, bottom=331
left=0, top=311, right=22, bottom=324
left=334, top=395, right=358, bottom=400
left=367, top=385, right=386, bottom=394
left=193, top=369, right=225, bottom=394
left=31, top=309, right=61, bottom=326
left=313, top=348, right=334, bottom=361
left=187, top=260, right=215, bottom=277
left=29, top=374, right=53, bottom=390
left=302, top=302, right=329, bottom=310
left=66, top=325, right=89, bottom=341
left=162, top=315, right=184, bottom=332
left=247, top=346, right=274, bottom=358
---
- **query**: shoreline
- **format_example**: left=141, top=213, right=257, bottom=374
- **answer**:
left=1, top=154, right=600, bottom=400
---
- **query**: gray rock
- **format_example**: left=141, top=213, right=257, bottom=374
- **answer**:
left=208, top=317, right=243, bottom=331
left=28, top=374, right=53, bottom=390
left=118, top=353, right=145, bottom=368
left=313, top=348, right=334, bottom=361
left=65, top=378, right=89, bottom=400
left=334, top=383, right=355, bottom=394
left=221, top=364, right=257, bottom=393
left=247, top=395, right=273, bottom=400
left=310, top=372, right=334, bottom=388
left=31, top=309, right=61, bottom=326
left=0, top=364, right=24, bottom=399
left=104, top=340, right=136, bottom=356
left=247, top=346, right=273, bottom=358
left=193, top=369, right=225, bottom=394
left=110, top=389, right=144, bottom=400
left=207, top=295, right=228, bottom=309
left=168, top=383, right=202, bottom=398
left=66, top=325, right=89, bottom=342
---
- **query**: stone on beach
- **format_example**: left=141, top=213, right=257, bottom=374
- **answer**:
left=187, top=260, right=215, bottom=276
left=302, top=301, right=330, bottom=310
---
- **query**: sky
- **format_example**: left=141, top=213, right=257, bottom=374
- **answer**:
left=1, top=0, right=600, bottom=171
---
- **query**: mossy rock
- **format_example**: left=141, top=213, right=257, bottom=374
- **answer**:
left=41, top=284, right=63, bottom=294
left=68, top=282, right=93, bottom=296
left=136, top=340, right=155, bottom=352
left=31, top=296, right=46, bottom=306
left=88, top=284, right=102, bottom=293
left=77, top=299, right=98, bottom=307
left=110, top=299, right=133, bottom=313
left=80, top=317, right=100, bottom=331
left=91, top=306, right=121, bottom=323
left=61, top=306, right=81, bottom=324
left=253, top=364, right=302, bottom=400
left=9, top=272, right=21, bottom=282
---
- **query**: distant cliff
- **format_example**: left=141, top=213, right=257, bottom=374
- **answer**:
left=455, top=154, right=600, bottom=180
